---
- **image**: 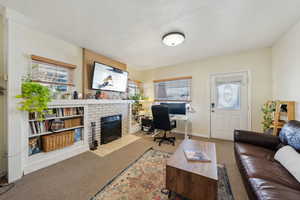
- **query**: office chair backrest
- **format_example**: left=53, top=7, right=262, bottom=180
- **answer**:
left=151, top=105, right=171, bottom=131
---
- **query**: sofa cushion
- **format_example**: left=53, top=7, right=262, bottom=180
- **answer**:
left=249, top=178, right=300, bottom=200
left=239, top=155, right=300, bottom=190
left=279, top=120, right=300, bottom=151
left=275, top=145, right=300, bottom=183
left=235, top=143, right=275, bottom=160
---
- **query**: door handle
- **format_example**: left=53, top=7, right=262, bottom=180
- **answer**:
left=211, top=103, right=215, bottom=112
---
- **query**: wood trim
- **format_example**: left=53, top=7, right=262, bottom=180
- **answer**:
left=32, top=80, right=75, bottom=86
left=82, top=48, right=127, bottom=98
left=153, top=76, right=192, bottom=83
left=128, top=79, right=143, bottom=84
left=31, top=55, right=77, bottom=69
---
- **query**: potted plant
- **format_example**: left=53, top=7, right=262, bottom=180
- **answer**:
left=261, top=101, right=277, bottom=132
left=16, top=81, right=52, bottom=121
left=129, top=93, right=148, bottom=122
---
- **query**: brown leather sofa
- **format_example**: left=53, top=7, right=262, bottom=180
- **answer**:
left=234, top=129, right=300, bottom=200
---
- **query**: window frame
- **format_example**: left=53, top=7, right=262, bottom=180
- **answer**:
left=153, top=76, right=192, bottom=102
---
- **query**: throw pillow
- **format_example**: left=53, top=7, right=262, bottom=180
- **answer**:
left=279, top=120, right=300, bottom=151
left=275, top=145, right=300, bottom=183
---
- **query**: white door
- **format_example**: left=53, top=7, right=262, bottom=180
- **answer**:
left=210, top=72, right=249, bottom=140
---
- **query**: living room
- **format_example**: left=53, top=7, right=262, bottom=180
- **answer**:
left=0, top=1, right=300, bottom=200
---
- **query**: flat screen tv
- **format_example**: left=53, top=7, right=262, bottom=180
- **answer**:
left=91, top=62, right=128, bottom=92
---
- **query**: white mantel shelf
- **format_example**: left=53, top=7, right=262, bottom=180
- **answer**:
left=49, top=99, right=134, bottom=106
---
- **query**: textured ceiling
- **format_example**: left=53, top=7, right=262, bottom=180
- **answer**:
left=1, top=0, right=300, bottom=69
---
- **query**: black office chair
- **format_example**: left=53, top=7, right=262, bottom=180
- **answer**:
left=151, top=105, right=176, bottom=146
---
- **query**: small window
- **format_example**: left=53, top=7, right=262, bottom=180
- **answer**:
left=30, top=55, right=76, bottom=95
left=128, top=80, right=141, bottom=97
left=154, top=77, right=192, bottom=101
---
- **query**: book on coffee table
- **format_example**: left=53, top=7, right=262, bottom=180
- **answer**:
left=183, top=148, right=211, bottom=162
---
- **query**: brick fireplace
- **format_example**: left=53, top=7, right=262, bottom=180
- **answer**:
left=86, top=102, right=130, bottom=146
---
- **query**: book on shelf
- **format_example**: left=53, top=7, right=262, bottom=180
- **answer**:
left=29, top=137, right=41, bottom=156
left=29, top=120, right=53, bottom=135
left=183, top=148, right=211, bottom=162
left=29, top=107, right=84, bottom=120
left=29, top=117, right=84, bottom=135
left=74, top=128, right=82, bottom=142
left=55, top=107, right=83, bottom=117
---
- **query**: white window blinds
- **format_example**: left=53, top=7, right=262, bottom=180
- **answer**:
left=154, top=77, right=192, bottom=101
left=128, top=80, right=140, bottom=97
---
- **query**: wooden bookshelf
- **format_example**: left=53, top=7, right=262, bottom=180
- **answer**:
left=271, top=101, right=295, bottom=136
left=28, top=107, right=85, bottom=156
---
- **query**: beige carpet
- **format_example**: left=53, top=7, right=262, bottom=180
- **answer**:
left=0, top=133, right=248, bottom=200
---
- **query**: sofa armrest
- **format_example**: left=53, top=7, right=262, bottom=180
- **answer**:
left=234, top=129, right=281, bottom=150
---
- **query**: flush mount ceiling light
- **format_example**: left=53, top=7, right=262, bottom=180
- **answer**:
left=162, top=32, right=185, bottom=47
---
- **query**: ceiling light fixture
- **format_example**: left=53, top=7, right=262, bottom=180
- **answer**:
left=162, top=32, right=185, bottom=47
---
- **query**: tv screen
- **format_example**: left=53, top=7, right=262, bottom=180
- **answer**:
left=91, top=62, right=128, bottom=92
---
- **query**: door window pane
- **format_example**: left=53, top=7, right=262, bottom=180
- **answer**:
left=216, top=82, right=240, bottom=109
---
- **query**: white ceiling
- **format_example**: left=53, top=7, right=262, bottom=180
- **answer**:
left=1, top=0, right=300, bottom=69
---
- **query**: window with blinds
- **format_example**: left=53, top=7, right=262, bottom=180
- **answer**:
left=154, top=77, right=192, bottom=101
left=128, top=79, right=141, bottom=97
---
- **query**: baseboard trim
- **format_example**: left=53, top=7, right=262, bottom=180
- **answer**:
left=172, top=130, right=210, bottom=138
left=24, top=143, right=89, bottom=175
left=190, top=132, right=210, bottom=138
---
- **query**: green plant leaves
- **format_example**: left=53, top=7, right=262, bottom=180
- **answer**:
left=261, top=101, right=277, bottom=132
left=16, top=82, right=52, bottom=121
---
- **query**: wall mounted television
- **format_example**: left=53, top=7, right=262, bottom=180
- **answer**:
left=91, top=62, right=128, bottom=92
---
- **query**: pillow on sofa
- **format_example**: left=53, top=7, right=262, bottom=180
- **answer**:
left=279, top=120, right=300, bottom=151
left=275, top=145, right=300, bottom=183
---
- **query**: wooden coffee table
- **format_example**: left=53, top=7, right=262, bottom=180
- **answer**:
left=166, top=139, right=218, bottom=200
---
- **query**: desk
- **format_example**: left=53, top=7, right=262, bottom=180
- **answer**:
left=170, top=114, right=190, bottom=139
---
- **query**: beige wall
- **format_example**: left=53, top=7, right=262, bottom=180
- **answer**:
left=139, top=48, right=272, bottom=136
left=127, top=66, right=143, bottom=81
left=272, top=20, right=300, bottom=120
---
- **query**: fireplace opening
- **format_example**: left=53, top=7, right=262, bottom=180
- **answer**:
left=101, top=114, right=122, bottom=144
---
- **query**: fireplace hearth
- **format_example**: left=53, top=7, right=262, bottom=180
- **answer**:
left=101, top=115, right=122, bottom=144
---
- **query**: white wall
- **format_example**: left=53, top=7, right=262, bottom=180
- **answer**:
left=0, top=14, right=7, bottom=177
left=5, top=9, right=83, bottom=182
left=139, top=48, right=272, bottom=136
left=272, top=20, right=300, bottom=120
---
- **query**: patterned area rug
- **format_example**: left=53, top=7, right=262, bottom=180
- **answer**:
left=92, top=149, right=234, bottom=200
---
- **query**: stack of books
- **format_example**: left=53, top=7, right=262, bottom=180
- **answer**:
left=30, top=121, right=52, bottom=135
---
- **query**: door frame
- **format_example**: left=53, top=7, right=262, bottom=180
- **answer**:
left=209, top=70, right=252, bottom=138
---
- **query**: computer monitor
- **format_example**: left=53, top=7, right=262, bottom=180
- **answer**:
left=160, top=103, right=186, bottom=115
